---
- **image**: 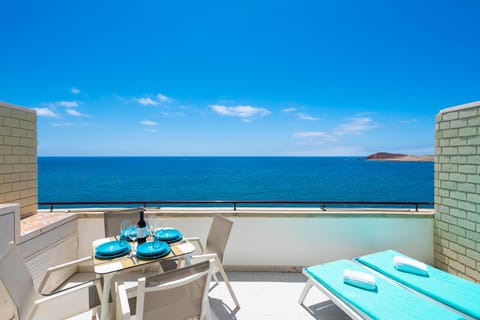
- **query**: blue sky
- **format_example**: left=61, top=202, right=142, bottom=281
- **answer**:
left=1, top=0, right=479, bottom=156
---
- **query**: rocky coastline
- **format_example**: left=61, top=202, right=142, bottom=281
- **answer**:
left=366, top=152, right=434, bottom=162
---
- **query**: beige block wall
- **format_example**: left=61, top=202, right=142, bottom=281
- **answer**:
left=0, top=102, right=38, bottom=217
left=435, top=101, right=480, bottom=283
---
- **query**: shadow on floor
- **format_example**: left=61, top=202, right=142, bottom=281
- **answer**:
left=302, top=301, right=350, bottom=320
left=210, top=297, right=240, bottom=320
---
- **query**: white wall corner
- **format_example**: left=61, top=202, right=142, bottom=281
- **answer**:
left=0, top=203, right=21, bottom=256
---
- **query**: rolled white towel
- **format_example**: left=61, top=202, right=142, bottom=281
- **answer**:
left=393, top=255, right=428, bottom=276
left=343, top=269, right=377, bottom=291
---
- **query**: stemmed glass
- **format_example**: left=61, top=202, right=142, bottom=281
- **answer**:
left=147, top=214, right=157, bottom=241
left=120, top=220, right=130, bottom=240
left=128, top=225, right=138, bottom=255
left=120, top=219, right=131, bottom=253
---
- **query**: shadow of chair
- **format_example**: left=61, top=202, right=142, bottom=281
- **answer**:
left=0, top=241, right=102, bottom=320
left=186, top=214, right=240, bottom=309
left=116, top=260, right=212, bottom=320
left=209, top=296, right=240, bottom=320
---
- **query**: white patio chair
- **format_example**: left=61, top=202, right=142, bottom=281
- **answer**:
left=186, top=214, right=240, bottom=308
left=104, top=208, right=165, bottom=275
left=0, top=241, right=102, bottom=320
left=116, top=260, right=212, bottom=320
left=104, top=208, right=143, bottom=238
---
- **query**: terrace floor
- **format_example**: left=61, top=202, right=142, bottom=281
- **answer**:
left=208, top=271, right=348, bottom=320
left=70, top=271, right=349, bottom=320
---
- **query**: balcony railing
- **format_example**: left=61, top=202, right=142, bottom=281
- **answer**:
left=39, top=200, right=434, bottom=212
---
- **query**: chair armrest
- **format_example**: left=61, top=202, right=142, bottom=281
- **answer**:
left=116, top=283, right=132, bottom=320
left=32, top=279, right=100, bottom=319
left=184, top=237, right=204, bottom=254
left=191, top=253, right=218, bottom=261
left=38, top=256, right=93, bottom=294
left=191, top=253, right=221, bottom=273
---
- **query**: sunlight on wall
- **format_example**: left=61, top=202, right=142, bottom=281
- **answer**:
left=435, top=101, right=480, bottom=282
left=0, top=102, right=38, bottom=217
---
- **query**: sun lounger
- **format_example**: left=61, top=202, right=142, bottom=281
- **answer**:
left=298, top=259, right=465, bottom=320
left=356, top=250, right=480, bottom=319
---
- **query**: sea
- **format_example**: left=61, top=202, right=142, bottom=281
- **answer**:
left=38, top=157, right=434, bottom=208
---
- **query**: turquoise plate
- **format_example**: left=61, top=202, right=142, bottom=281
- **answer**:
left=96, top=240, right=130, bottom=255
left=95, top=248, right=130, bottom=259
left=95, top=241, right=130, bottom=259
left=137, top=241, right=170, bottom=257
left=136, top=245, right=171, bottom=260
left=155, top=228, right=183, bottom=243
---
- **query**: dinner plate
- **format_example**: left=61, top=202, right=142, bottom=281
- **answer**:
left=154, top=228, right=183, bottom=243
left=95, top=248, right=130, bottom=259
left=137, top=241, right=170, bottom=257
left=96, top=240, right=131, bottom=255
left=136, top=247, right=171, bottom=260
left=95, top=241, right=130, bottom=259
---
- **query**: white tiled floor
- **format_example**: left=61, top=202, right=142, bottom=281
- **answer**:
left=69, top=271, right=350, bottom=320
left=208, top=271, right=349, bottom=320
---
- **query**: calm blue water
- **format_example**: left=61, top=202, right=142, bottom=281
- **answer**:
left=38, top=157, right=433, bottom=207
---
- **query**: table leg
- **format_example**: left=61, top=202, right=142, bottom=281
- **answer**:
left=100, top=273, right=115, bottom=320
left=184, top=254, right=192, bottom=266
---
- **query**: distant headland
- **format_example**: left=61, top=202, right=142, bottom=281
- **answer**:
left=366, top=152, right=434, bottom=162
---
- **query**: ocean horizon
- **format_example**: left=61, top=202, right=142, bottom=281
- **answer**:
left=38, top=156, right=434, bottom=208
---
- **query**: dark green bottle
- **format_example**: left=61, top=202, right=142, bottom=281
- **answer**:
left=137, top=208, right=147, bottom=244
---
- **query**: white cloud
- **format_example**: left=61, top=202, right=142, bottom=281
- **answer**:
left=334, top=117, right=377, bottom=136
left=52, top=122, right=74, bottom=127
left=210, top=105, right=271, bottom=120
left=157, top=93, right=172, bottom=103
left=136, top=97, right=159, bottom=106
left=298, top=113, right=319, bottom=121
left=161, top=111, right=186, bottom=117
left=57, top=101, right=79, bottom=107
left=44, top=100, right=79, bottom=109
left=71, top=87, right=80, bottom=94
left=141, top=120, right=158, bottom=126
left=293, top=131, right=338, bottom=142
left=66, top=109, right=89, bottom=117
left=282, top=107, right=297, bottom=113
left=34, top=108, right=57, bottom=117
left=293, top=116, right=378, bottom=143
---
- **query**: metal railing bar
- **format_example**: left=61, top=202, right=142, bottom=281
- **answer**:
left=38, top=200, right=434, bottom=212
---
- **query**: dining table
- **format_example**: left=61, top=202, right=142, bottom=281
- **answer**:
left=92, top=232, right=196, bottom=320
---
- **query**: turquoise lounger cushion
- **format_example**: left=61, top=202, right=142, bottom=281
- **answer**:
left=305, top=260, right=464, bottom=320
left=357, top=250, right=480, bottom=319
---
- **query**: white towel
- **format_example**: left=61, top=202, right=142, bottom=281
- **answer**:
left=343, top=269, right=377, bottom=291
left=393, top=255, right=428, bottom=276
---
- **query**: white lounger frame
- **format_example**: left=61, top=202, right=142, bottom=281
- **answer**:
left=300, top=260, right=475, bottom=320
left=298, top=268, right=371, bottom=320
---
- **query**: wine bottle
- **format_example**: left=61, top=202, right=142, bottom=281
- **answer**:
left=137, top=208, right=148, bottom=244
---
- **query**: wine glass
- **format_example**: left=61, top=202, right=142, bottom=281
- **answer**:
left=120, top=219, right=131, bottom=243
left=147, top=214, right=157, bottom=241
left=128, top=225, right=138, bottom=255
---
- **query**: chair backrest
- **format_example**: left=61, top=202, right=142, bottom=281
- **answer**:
left=0, top=241, right=39, bottom=320
left=205, top=214, right=233, bottom=262
left=136, top=260, right=211, bottom=320
left=103, top=208, right=142, bottom=237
